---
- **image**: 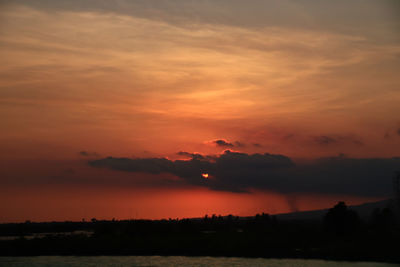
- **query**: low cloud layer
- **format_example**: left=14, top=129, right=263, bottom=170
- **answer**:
left=89, top=151, right=400, bottom=197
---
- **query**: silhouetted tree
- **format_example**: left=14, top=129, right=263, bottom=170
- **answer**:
left=371, top=207, right=397, bottom=232
left=323, top=201, right=360, bottom=235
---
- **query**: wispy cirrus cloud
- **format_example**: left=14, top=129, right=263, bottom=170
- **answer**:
left=312, top=135, right=364, bottom=146
left=79, top=151, right=100, bottom=157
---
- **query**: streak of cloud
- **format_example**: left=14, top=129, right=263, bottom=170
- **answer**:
left=89, top=151, right=400, bottom=197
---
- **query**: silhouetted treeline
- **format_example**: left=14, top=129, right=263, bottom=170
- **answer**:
left=0, top=202, right=399, bottom=263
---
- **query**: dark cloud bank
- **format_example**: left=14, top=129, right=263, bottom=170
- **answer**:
left=89, top=151, right=400, bottom=197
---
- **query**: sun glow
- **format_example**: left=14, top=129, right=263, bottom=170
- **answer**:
left=202, top=173, right=209, bottom=179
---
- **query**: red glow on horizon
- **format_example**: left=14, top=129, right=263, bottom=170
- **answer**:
left=0, top=184, right=384, bottom=223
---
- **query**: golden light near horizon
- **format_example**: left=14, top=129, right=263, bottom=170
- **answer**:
left=202, top=173, right=209, bottom=179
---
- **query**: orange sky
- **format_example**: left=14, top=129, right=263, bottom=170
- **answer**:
left=0, top=0, right=399, bottom=222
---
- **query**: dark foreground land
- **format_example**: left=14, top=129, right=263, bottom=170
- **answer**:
left=1, top=201, right=399, bottom=263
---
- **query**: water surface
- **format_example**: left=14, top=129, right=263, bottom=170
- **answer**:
left=0, top=256, right=396, bottom=267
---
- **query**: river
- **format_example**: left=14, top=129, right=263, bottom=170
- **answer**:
left=0, top=256, right=396, bottom=267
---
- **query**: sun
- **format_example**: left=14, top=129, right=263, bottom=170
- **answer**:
left=201, top=173, right=209, bottom=179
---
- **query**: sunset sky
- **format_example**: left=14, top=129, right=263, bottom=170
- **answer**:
left=1, top=0, right=399, bottom=222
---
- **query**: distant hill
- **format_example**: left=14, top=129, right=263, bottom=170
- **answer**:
left=275, top=199, right=395, bottom=221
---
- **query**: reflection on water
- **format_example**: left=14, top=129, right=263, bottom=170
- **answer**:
left=0, top=256, right=396, bottom=267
